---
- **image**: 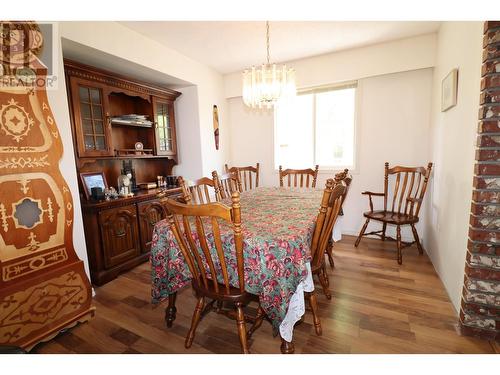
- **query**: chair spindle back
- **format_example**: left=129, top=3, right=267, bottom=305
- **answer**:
left=212, top=170, right=241, bottom=201
left=279, top=165, right=319, bottom=188
left=178, top=176, right=217, bottom=205
left=384, top=162, right=433, bottom=217
left=225, top=163, right=260, bottom=192
left=164, top=192, right=245, bottom=295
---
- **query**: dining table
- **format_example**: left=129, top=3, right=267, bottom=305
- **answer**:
left=150, top=186, right=333, bottom=354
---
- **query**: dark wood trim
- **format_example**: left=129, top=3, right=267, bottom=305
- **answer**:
left=64, top=59, right=181, bottom=100
left=81, top=188, right=182, bottom=210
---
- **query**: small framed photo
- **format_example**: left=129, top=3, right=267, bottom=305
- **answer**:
left=80, top=172, right=108, bottom=200
left=441, top=68, right=458, bottom=112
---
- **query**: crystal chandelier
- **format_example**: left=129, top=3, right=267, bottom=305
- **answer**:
left=242, top=21, right=296, bottom=109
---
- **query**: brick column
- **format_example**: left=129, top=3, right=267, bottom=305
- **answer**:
left=459, top=21, right=500, bottom=341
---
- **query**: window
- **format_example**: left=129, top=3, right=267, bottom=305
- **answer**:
left=274, top=83, right=357, bottom=171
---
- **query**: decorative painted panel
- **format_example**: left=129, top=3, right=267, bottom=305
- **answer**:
left=0, top=21, right=94, bottom=350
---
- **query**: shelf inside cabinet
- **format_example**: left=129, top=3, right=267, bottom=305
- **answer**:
left=110, top=120, right=153, bottom=128
left=115, top=148, right=154, bottom=157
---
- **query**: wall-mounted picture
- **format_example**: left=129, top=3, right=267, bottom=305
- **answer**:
left=80, top=172, right=108, bottom=200
left=441, top=68, right=458, bottom=112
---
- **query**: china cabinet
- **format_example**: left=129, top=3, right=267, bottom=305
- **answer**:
left=64, top=60, right=182, bottom=285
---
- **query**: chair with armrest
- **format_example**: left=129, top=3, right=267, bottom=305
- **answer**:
left=354, top=162, right=433, bottom=264
left=279, top=165, right=319, bottom=188
left=225, top=163, right=260, bottom=192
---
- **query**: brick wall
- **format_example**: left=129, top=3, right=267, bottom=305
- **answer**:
left=459, top=21, right=500, bottom=341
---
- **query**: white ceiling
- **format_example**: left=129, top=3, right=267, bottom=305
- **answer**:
left=120, top=21, right=441, bottom=74
left=62, top=39, right=192, bottom=87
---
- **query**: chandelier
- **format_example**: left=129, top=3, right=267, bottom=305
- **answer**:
left=242, top=21, right=296, bottom=109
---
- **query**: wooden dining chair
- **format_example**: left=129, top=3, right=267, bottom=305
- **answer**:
left=164, top=192, right=255, bottom=353
left=225, top=163, right=260, bottom=192
left=337, top=169, right=353, bottom=215
left=212, top=170, right=241, bottom=201
left=178, top=176, right=217, bottom=204
left=325, top=169, right=353, bottom=268
left=310, top=179, right=346, bottom=306
left=354, top=162, right=433, bottom=264
left=279, top=165, right=319, bottom=188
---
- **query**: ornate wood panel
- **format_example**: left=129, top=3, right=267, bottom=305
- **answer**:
left=138, top=200, right=167, bottom=253
left=0, top=21, right=94, bottom=350
left=98, top=205, right=140, bottom=268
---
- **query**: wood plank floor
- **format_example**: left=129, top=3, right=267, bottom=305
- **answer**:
left=33, top=235, right=497, bottom=354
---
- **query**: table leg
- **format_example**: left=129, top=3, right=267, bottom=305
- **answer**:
left=165, top=292, right=177, bottom=328
left=280, top=338, right=295, bottom=354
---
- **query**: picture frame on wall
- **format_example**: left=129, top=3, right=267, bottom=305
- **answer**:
left=80, top=172, right=108, bottom=200
left=441, top=68, right=458, bottom=112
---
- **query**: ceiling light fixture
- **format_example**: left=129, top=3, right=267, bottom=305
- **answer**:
left=242, top=21, right=296, bottom=109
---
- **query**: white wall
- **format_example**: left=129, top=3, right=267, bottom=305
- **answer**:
left=59, top=21, right=230, bottom=179
left=226, top=34, right=438, bottom=242
left=225, top=33, right=437, bottom=98
left=196, top=78, right=231, bottom=177
left=174, top=86, right=203, bottom=179
left=425, top=22, right=483, bottom=313
left=227, top=68, right=434, bottom=240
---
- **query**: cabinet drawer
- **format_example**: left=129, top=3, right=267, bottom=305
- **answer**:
left=98, top=204, right=140, bottom=269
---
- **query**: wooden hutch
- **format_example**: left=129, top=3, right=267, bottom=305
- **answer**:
left=64, top=60, right=182, bottom=285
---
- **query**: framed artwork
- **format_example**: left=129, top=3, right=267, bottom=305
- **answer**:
left=213, top=104, right=219, bottom=150
left=80, top=172, right=108, bottom=200
left=441, top=68, right=458, bottom=112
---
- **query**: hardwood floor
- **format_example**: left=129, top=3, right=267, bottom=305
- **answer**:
left=33, top=235, right=496, bottom=354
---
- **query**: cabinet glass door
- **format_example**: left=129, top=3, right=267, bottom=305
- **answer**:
left=70, top=78, right=113, bottom=157
left=153, top=98, right=176, bottom=156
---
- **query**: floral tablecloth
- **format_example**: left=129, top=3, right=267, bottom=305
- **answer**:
left=150, top=187, right=324, bottom=337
